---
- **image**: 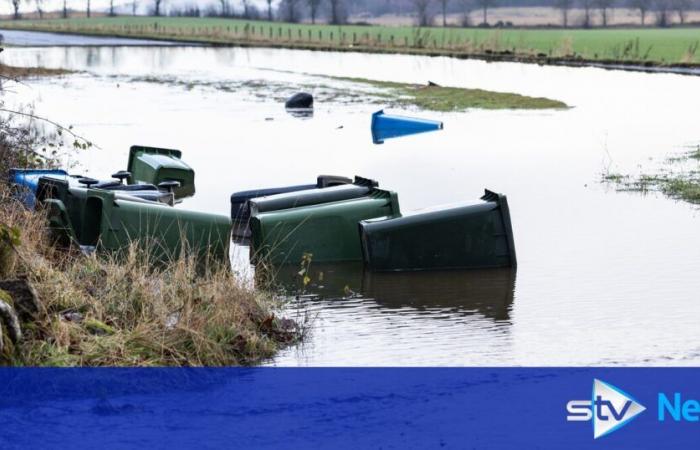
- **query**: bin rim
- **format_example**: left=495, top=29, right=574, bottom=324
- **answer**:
left=127, top=145, right=183, bottom=174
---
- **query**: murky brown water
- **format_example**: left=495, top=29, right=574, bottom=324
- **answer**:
left=2, top=42, right=700, bottom=366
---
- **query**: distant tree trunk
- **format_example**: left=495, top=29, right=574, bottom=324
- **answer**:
left=581, top=0, right=592, bottom=27
left=241, top=0, right=250, bottom=18
left=307, top=0, right=321, bottom=23
left=267, top=0, right=272, bottom=20
left=413, top=0, right=431, bottom=26
left=594, top=0, right=614, bottom=27
left=219, top=0, right=229, bottom=16
left=673, top=0, right=690, bottom=24
left=655, top=0, right=670, bottom=26
left=153, top=0, right=163, bottom=16
left=63, top=0, right=68, bottom=18
left=555, top=0, right=573, bottom=27
left=87, top=0, right=91, bottom=18
left=329, top=0, right=341, bottom=24
left=459, top=0, right=471, bottom=26
left=109, top=0, right=115, bottom=16
left=12, top=0, right=21, bottom=19
left=284, top=0, right=300, bottom=22
left=132, top=1, right=138, bottom=15
left=476, top=0, right=495, bottom=25
left=441, top=0, right=449, bottom=26
left=630, top=0, right=651, bottom=25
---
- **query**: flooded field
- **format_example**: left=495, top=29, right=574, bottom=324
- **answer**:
left=2, top=43, right=699, bottom=366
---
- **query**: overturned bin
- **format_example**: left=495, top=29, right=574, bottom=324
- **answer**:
left=247, top=176, right=378, bottom=216
left=230, top=175, right=354, bottom=237
left=359, top=190, right=516, bottom=271
left=40, top=181, right=231, bottom=264
left=250, top=188, right=401, bottom=265
left=127, top=145, right=195, bottom=200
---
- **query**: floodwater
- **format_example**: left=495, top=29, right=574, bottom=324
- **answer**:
left=1, top=41, right=700, bottom=366
left=0, top=28, right=180, bottom=46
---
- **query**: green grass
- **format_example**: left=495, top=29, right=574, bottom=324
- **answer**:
left=4, top=17, right=700, bottom=65
left=602, top=149, right=700, bottom=204
left=332, top=76, right=567, bottom=110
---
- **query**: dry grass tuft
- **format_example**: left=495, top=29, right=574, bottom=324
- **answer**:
left=0, top=187, right=300, bottom=366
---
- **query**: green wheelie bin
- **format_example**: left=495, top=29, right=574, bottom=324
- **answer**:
left=359, top=189, right=516, bottom=271
left=127, top=145, right=195, bottom=200
left=250, top=188, right=400, bottom=265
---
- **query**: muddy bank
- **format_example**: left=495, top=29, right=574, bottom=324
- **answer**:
left=0, top=63, right=72, bottom=78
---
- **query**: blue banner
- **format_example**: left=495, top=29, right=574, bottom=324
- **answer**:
left=1, top=368, right=699, bottom=449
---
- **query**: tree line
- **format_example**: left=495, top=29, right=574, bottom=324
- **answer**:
left=4, top=0, right=698, bottom=27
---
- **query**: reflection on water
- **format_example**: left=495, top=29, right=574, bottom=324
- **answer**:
left=363, top=269, right=514, bottom=321
left=267, top=262, right=514, bottom=321
left=2, top=43, right=700, bottom=366
left=285, top=108, right=314, bottom=119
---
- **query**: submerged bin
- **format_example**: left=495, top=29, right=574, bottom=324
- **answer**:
left=371, top=110, right=443, bottom=144
left=250, top=189, right=401, bottom=265
left=359, top=189, right=516, bottom=271
left=127, top=145, right=195, bottom=200
left=230, top=175, right=353, bottom=237
left=9, top=169, right=68, bottom=208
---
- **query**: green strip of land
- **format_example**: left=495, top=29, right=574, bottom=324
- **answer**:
left=3, top=17, right=700, bottom=67
left=330, top=76, right=567, bottom=110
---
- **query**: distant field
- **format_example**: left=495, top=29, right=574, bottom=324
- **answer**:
left=2, top=17, right=700, bottom=65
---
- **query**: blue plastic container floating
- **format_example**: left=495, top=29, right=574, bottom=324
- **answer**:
left=9, top=169, right=68, bottom=208
left=371, top=110, right=443, bottom=144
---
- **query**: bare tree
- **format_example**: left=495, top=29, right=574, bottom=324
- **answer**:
left=328, top=0, right=342, bottom=24
left=655, top=0, right=671, bottom=26
left=413, top=0, right=431, bottom=25
left=153, top=0, right=164, bottom=16
left=594, top=0, right=614, bottom=26
left=132, top=0, right=138, bottom=15
left=9, top=0, right=21, bottom=19
left=35, top=0, right=44, bottom=18
left=266, top=0, right=273, bottom=20
left=86, top=0, right=91, bottom=17
left=475, top=0, right=496, bottom=25
left=219, top=0, right=230, bottom=16
left=629, top=0, right=651, bottom=24
left=307, top=0, right=321, bottom=23
left=439, top=0, right=450, bottom=26
left=109, top=0, right=115, bottom=16
left=459, top=0, right=472, bottom=26
left=280, top=0, right=300, bottom=22
left=555, top=0, right=574, bottom=27
left=62, top=0, right=68, bottom=18
left=672, top=0, right=691, bottom=24
left=242, top=0, right=251, bottom=17
left=580, top=0, right=593, bottom=27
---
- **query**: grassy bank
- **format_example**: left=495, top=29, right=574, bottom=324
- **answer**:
left=0, top=192, right=300, bottom=366
left=602, top=148, right=700, bottom=204
left=334, top=76, right=567, bottom=110
left=3, top=17, right=700, bottom=67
